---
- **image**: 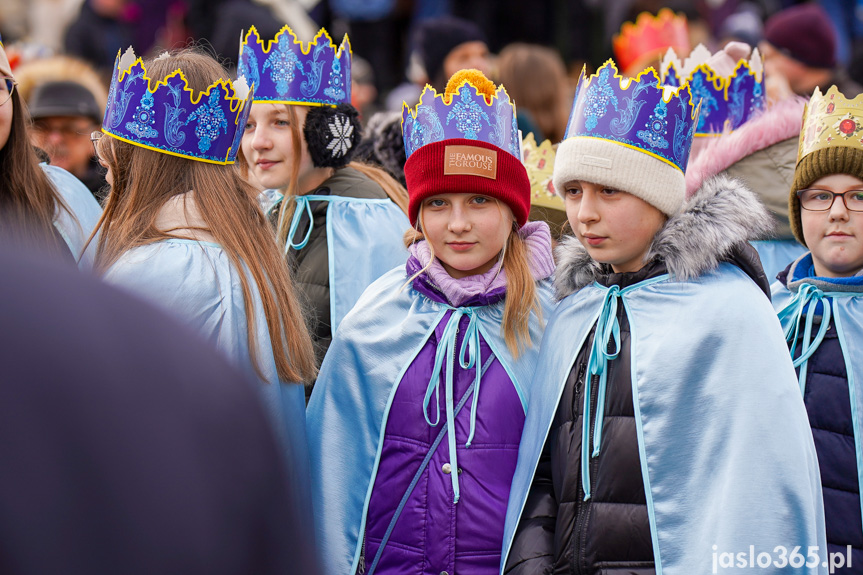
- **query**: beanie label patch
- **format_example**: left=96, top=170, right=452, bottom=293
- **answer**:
left=444, top=145, right=498, bottom=179
left=580, top=154, right=612, bottom=169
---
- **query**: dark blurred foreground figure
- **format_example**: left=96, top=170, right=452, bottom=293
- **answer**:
left=0, top=245, right=319, bottom=575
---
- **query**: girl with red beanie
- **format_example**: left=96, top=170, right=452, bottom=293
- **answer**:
left=306, top=70, right=556, bottom=575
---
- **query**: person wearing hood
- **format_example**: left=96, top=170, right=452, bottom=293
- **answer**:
left=679, top=41, right=808, bottom=280
left=502, top=60, right=827, bottom=575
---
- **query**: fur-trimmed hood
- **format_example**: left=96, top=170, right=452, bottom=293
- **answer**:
left=554, top=174, right=773, bottom=298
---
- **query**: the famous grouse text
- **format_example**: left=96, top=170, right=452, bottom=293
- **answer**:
left=444, top=145, right=498, bottom=180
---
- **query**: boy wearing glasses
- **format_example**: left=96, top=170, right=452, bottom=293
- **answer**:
left=773, top=85, right=863, bottom=569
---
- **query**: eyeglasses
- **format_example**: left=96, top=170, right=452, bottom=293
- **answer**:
left=90, top=130, right=104, bottom=161
left=0, top=77, right=17, bottom=107
left=797, top=188, right=863, bottom=212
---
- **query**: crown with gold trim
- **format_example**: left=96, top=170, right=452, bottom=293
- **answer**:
left=661, top=44, right=765, bottom=136
left=798, top=85, right=863, bottom=163
left=564, top=60, right=699, bottom=173
left=401, top=69, right=521, bottom=159
left=613, top=9, right=690, bottom=75
left=238, top=25, right=351, bottom=106
left=522, top=133, right=563, bottom=211
left=102, top=48, right=252, bottom=164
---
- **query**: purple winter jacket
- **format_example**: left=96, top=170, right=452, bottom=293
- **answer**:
left=360, top=246, right=546, bottom=575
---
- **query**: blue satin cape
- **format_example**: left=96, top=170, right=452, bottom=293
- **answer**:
left=42, top=164, right=102, bottom=269
left=103, top=239, right=312, bottom=516
left=752, top=239, right=807, bottom=283
left=283, top=194, right=410, bottom=331
left=502, top=263, right=827, bottom=575
left=772, top=265, right=863, bottom=537
left=306, top=268, right=556, bottom=575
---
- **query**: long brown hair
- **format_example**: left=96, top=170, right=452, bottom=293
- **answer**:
left=496, top=44, right=571, bottom=143
left=403, top=203, right=542, bottom=357
left=238, top=104, right=409, bottom=247
left=91, top=49, right=316, bottom=383
left=0, top=88, right=72, bottom=255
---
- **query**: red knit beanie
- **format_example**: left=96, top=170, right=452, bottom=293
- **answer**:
left=404, top=138, right=531, bottom=227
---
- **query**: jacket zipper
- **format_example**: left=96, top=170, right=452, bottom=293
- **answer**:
left=573, top=370, right=600, bottom=575
left=357, top=528, right=366, bottom=574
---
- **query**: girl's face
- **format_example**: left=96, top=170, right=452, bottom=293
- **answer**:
left=421, top=193, right=513, bottom=279
left=241, top=103, right=312, bottom=190
left=801, top=173, right=863, bottom=278
left=564, top=180, right=666, bottom=274
left=0, top=80, right=14, bottom=151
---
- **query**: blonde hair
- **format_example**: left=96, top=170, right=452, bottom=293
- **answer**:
left=237, top=104, right=409, bottom=247
left=496, top=44, right=570, bottom=143
left=403, top=202, right=541, bottom=357
left=89, top=49, right=317, bottom=383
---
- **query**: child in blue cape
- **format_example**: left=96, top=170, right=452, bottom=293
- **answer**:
left=91, top=48, right=316, bottom=520
left=773, top=85, right=863, bottom=571
left=503, top=61, right=827, bottom=575
left=0, top=35, right=101, bottom=266
left=306, top=70, right=556, bottom=575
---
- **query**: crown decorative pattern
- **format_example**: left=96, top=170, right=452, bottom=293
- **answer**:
left=563, top=60, right=699, bottom=173
left=522, top=133, right=563, bottom=210
left=102, top=48, right=252, bottom=164
left=661, top=45, right=765, bottom=136
left=401, top=78, right=521, bottom=160
left=613, top=9, right=689, bottom=74
left=238, top=26, right=351, bottom=107
left=798, top=85, right=863, bottom=163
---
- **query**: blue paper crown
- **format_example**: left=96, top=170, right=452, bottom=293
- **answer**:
left=661, top=45, right=765, bottom=136
left=564, top=60, right=699, bottom=173
left=401, top=78, right=521, bottom=160
left=238, top=26, right=351, bottom=107
left=102, top=48, right=253, bottom=164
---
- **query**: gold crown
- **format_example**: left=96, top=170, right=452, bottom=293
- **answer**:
left=798, top=85, right=863, bottom=164
left=522, top=133, right=563, bottom=211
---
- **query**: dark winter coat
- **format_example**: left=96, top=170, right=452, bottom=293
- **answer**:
left=506, top=175, right=773, bottom=575
left=776, top=259, right=863, bottom=571
left=269, top=167, right=392, bottom=380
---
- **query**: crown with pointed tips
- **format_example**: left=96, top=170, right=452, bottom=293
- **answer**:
left=238, top=25, right=351, bottom=107
left=661, top=44, right=765, bottom=136
left=401, top=69, right=521, bottom=159
left=522, top=133, right=563, bottom=210
left=613, top=9, right=689, bottom=75
left=563, top=60, right=699, bottom=173
left=102, top=48, right=253, bottom=164
left=798, top=85, right=863, bottom=163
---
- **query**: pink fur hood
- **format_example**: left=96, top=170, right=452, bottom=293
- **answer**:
left=685, top=97, right=807, bottom=197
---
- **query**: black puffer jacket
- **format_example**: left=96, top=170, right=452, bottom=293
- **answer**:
left=776, top=263, right=863, bottom=572
left=505, top=175, right=772, bottom=575
left=269, top=167, right=392, bottom=395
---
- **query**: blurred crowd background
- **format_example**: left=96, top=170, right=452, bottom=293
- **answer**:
left=3, top=0, right=863, bottom=201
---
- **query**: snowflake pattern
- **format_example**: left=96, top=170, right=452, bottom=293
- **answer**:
left=263, top=34, right=305, bottom=97
left=186, top=90, right=228, bottom=153
left=326, top=114, right=353, bottom=158
left=582, top=66, right=619, bottom=131
left=445, top=85, right=490, bottom=139
left=125, top=89, right=159, bottom=139
left=636, top=99, right=670, bottom=149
